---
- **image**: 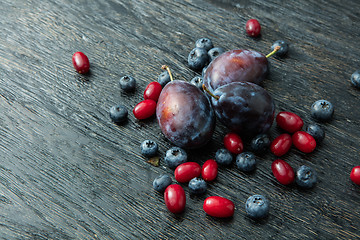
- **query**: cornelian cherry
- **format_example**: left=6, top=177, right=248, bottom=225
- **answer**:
left=270, top=133, right=292, bottom=157
left=203, top=196, right=234, bottom=218
left=144, top=82, right=162, bottom=102
left=292, top=131, right=316, bottom=153
left=164, top=184, right=186, bottom=214
left=201, top=159, right=218, bottom=181
left=271, top=159, right=295, bottom=185
left=72, top=52, right=90, bottom=74
left=246, top=19, right=261, bottom=37
left=133, top=99, right=157, bottom=120
left=276, top=111, right=304, bottom=133
left=350, top=166, right=360, bottom=185
left=223, top=132, right=243, bottom=154
left=174, top=162, right=201, bottom=183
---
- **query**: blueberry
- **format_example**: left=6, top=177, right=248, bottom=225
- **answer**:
left=109, top=104, right=128, bottom=124
left=190, top=76, right=203, bottom=90
left=271, top=40, right=289, bottom=57
left=208, top=47, right=225, bottom=62
left=140, top=140, right=158, bottom=157
left=215, top=148, right=233, bottom=166
left=296, top=165, right=317, bottom=189
left=250, top=134, right=271, bottom=154
left=188, top=47, right=209, bottom=71
left=311, top=100, right=334, bottom=122
left=351, top=70, right=360, bottom=88
left=188, top=177, right=207, bottom=195
left=153, top=174, right=172, bottom=192
left=164, top=147, right=187, bottom=169
left=119, top=75, right=136, bottom=92
left=245, top=194, right=270, bottom=219
left=158, top=71, right=171, bottom=87
left=306, top=123, right=325, bottom=143
left=236, top=152, right=256, bottom=172
left=195, top=38, right=214, bottom=51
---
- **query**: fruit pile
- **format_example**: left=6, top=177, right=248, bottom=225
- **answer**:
left=71, top=18, right=360, bottom=220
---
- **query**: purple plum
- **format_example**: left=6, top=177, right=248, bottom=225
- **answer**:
left=208, top=82, right=275, bottom=137
left=156, top=80, right=215, bottom=149
left=203, top=49, right=268, bottom=92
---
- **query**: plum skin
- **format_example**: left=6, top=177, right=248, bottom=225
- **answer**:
left=211, top=82, right=275, bottom=137
left=156, top=80, right=215, bottom=149
left=203, top=49, right=268, bottom=92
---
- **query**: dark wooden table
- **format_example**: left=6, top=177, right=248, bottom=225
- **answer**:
left=1, top=0, right=360, bottom=239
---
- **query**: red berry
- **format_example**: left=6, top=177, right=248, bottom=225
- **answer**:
left=276, top=111, right=304, bottom=133
left=350, top=166, right=360, bottom=185
left=164, top=184, right=186, bottom=214
left=223, top=132, right=243, bottom=154
left=292, top=131, right=316, bottom=153
left=271, top=159, right=295, bottom=185
left=203, top=196, right=234, bottom=218
left=201, top=159, right=218, bottom=182
left=72, top=52, right=90, bottom=74
left=133, top=99, right=157, bottom=120
left=270, top=133, right=292, bottom=157
left=246, top=19, right=261, bottom=37
left=144, top=82, right=162, bottom=102
left=174, top=162, right=201, bottom=183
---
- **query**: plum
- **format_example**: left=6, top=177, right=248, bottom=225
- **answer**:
left=206, top=82, right=275, bottom=137
left=156, top=80, right=215, bottom=149
left=203, top=49, right=268, bottom=92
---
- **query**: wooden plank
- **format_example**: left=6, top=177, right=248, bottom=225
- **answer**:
left=0, top=0, right=360, bottom=239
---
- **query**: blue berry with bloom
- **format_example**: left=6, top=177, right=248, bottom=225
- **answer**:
left=188, top=177, right=207, bottom=195
left=153, top=174, right=172, bottom=192
left=245, top=194, right=270, bottom=219
left=215, top=148, right=233, bottom=166
left=164, top=147, right=187, bottom=169
left=140, top=140, right=158, bottom=157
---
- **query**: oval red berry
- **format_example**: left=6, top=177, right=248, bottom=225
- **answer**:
left=223, top=132, right=243, bottom=154
left=133, top=99, right=157, bottom=120
left=271, top=159, right=295, bottom=185
left=276, top=111, right=304, bottom=133
left=350, top=166, right=360, bottom=185
left=201, top=159, right=218, bottom=182
left=72, top=52, right=90, bottom=74
left=144, top=82, right=162, bottom=102
left=246, top=19, right=261, bottom=37
left=164, top=184, right=186, bottom=214
left=270, top=133, right=292, bottom=157
left=174, top=162, right=201, bottom=183
left=292, top=131, right=316, bottom=153
left=203, top=196, right=234, bottom=218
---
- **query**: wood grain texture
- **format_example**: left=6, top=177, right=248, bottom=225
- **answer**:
left=1, top=0, right=360, bottom=239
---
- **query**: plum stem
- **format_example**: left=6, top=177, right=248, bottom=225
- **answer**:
left=202, top=84, right=220, bottom=100
left=266, top=46, right=281, bottom=58
left=161, top=65, right=174, bottom=82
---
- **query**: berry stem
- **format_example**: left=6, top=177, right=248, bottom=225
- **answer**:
left=202, top=84, right=219, bottom=100
left=266, top=46, right=281, bottom=58
left=161, top=65, right=174, bottom=82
